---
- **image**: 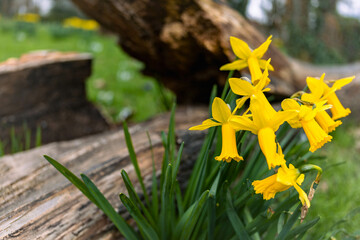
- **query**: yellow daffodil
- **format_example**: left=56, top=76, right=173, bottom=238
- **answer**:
left=220, top=36, right=274, bottom=82
left=281, top=99, right=332, bottom=152
left=253, top=163, right=310, bottom=207
left=230, top=94, right=296, bottom=169
left=189, top=97, right=244, bottom=163
left=300, top=75, right=342, bottom=133
left=303, top=74, right=354, bottom=120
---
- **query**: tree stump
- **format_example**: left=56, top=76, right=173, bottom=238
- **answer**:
left=0, top=106, right=208, bottom=239
left=0, top=51, right=109, bottom=153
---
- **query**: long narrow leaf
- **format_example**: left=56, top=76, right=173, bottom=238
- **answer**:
left=120, top=194, right=160, bottom=240
left=160, top=164, right=173, bottom=239
left=225, top=189, right=252, bottom=240
left=81, top=174, right=138, bottom=240
left=177, top=190, right=210, bottom=240
left=123, top=121, right=150, bottom=206
left=44, top=155, right=101, bottom=209
left=276, top=204, right=301, bottom=240
left=121, top=170, right=157, bottom=229
left=284, top=217, right=320, bottom=240
left=146, top=131, right=159, bottom=220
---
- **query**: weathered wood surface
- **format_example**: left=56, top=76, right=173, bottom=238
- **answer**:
left=0, top=106, right=208, bottom=239
left=71, top=0, right=359, bottom=118
left=0, top=51, right=109, bottom=152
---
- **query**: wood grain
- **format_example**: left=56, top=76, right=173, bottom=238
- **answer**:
left=0, top=106, right=208, bottom=239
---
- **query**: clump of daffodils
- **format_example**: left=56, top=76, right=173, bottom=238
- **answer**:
left=190, top=36, right=354, bottom=208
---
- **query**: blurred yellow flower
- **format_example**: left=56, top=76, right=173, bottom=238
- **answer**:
left=63, top=17, right=99, bottom=31
left=17, top=13, right=40, bottom=23
left=220, top=36, right=274, bottom=82
left=253, top=163, right=310, bottom=207
left=189, top=97, right=245, bottom=163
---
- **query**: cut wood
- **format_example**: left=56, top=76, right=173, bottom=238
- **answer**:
left=0, top=51, right=109, bottom=152
left=0, top=106, right=208, bottom=239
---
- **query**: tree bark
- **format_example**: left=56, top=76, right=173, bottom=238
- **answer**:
left=0, top=106, right=208, bottom=239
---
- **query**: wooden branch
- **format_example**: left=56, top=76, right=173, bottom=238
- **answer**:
left=0, top=106, right=208, bottom=239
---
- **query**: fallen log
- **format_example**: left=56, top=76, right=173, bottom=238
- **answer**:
left=0, top=51, right=110, bottom=152
left=71, top=0, right=359, bottom=118
left=0, top=106, right=208, bottom=239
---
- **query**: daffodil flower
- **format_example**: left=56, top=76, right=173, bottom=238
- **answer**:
left=220, top=36, right=274, bottom=82
left=303, top=74, right=354, bottom=120
left=281, top=99, right=332, bottom=152
left=252, top=163, right=310, bottom=208
left=189, top=97, right=244, bottom=163
left=229, top=68, right=296, bottom=169
left=300, top=75, right=342, bottom=133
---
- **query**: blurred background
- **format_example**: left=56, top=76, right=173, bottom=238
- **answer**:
left=0, top=0, right=359, bottom=239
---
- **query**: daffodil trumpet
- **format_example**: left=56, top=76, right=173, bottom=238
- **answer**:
left=252, top=163, right=311, bottom=207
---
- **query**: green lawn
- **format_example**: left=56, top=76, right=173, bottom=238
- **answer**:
left=305, top=121, right=360, bottom=239
left=0, top=19, right=172, bottom=122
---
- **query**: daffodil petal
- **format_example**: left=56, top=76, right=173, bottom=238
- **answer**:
left=271, top=110, right=298, bottom=131
left=293, top=184, right=310, bottom=208
left=229, top=115, right=257, bottom=133
left=219, top=59, right=248, bottom=71
left=229, top=78, right=255, bottom=96
left=253, top=35, right=272, bottom=58
left=212, top=97, right=231, bottom=123
left=281, top=98, right=300, bottom=111
left=306, top=76, right=325, bottom=100
left=331, top=76, right=354, bottom=91
left=189, top=119, right=221, bottom=130
left=229, top=36, right=251, bottom=59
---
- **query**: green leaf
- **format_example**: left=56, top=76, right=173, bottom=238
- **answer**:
left=225, top=189, right=252, bottom=240
left=172, top=142, right=184, bottom=184
left=146, top=131, right=159, bottom=220
left=81, top=174, right=138, bottom=240
left=123, top=121, right=150, bottom=206
left=208, top=171, right=221, bottom=240
left=121, top=170, right=157, bottom=229
left=176, top=190, right=210, bottom=239
left=44, top=155, right=101, bottom=209
left=276, top=204, right=301, bottom=240
left=120, top=194, right=160, bottom=240
left=167, top=102, right=176, bottom=164
left=284, top=217, right=320, bottom=240
left=159, top=164, right=173, bottom=239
